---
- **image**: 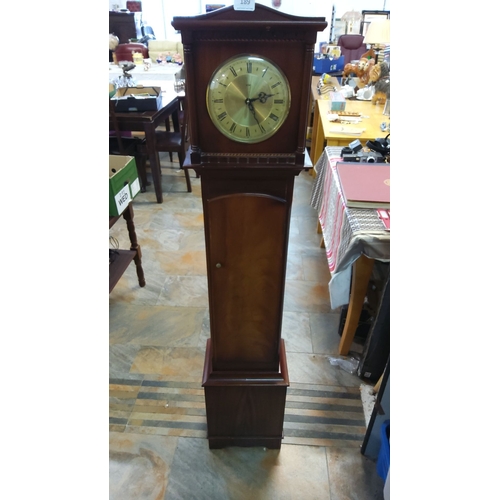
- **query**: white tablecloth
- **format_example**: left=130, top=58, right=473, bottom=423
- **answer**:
left=109, top=63, right=182, bottom=88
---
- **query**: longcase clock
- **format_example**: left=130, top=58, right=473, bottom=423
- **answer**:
left=172, top=4, right=326, bottom=450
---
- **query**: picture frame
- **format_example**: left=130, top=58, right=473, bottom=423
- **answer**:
left=205, top=4, right=225, bottom=12
left=360, top=10, right=390, bottom=37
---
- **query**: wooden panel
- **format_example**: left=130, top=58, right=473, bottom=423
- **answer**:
left=189, top=39, right=307, bottom=155
left=203, top=339, right=289, bottom=449
left=206, top=192, right=288, bottom=372
left=204, top=385, right=287, bottom=448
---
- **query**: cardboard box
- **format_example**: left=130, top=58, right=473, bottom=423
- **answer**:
left=109, top=155, right=141, bottom=216
left=111, top=86, right=162, bottom=112
left=329, top=91, right=346, bottom=111
left=312, top=55, right=345, bottom=74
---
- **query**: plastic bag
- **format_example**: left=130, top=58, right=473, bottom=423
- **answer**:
left=328, top=355, right=359, bottom=375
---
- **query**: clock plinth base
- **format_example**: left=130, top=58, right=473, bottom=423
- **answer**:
left=207, top=436, right=284, bottom=450
left=202, top=339, right=289, bottom=450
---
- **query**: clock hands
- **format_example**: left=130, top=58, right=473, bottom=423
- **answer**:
left=245, top=98, right=260, bottom=124
left=257, top=92, right=276, bottom=103
left=247, top=92, right=276, bottom=104
left=245, top=92, right=276, bottom=124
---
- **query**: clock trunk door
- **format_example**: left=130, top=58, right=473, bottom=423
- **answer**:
left=206, top=192, right=289, bottom=372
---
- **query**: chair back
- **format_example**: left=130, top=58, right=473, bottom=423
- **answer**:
left=109, top=100, right=128, bottom=154
left=337, top=34, right=367, bottom=64
left=114, top=43, right=149, bottom=63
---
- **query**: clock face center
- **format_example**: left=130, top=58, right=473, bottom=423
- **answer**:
left=224, top=74, right=273, bottom=127
left=206, top=54, right=291, bottom=144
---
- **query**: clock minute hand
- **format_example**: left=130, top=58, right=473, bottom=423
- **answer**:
left=245, top=98, right=260, bottom=124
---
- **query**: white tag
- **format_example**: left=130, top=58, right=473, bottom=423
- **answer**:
left=234, top=0, right=255, bottom=11
left=114, top=185, right=131, bottom=215
left=130, top=178, right=140, bottom=198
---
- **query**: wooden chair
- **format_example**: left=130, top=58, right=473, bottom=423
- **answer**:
left=109, top=100, right=148, bottom=192
left=176, top=95, right=199, bottom=179
left=137, top=108, right=192, bottom=193
left=164, top=95, right=188, bottom=159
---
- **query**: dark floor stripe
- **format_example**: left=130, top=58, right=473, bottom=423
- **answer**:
left=283, top=428, right=362, bottom=441
left=284, top=414, right=365, bottom=427
left=285, top=401, right=363, bottom=413
left=287, top=388, right=360, bottom=400
left=137, top=392, right=205, bottom=402
left=141, top=380, right=202, bottom=389
left=139, top=419, right=207, bottom=431
left=109, top=417, right=128, bottom=425
left=109, top=378, right=143, bottom=386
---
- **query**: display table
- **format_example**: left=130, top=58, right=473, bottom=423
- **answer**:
left=310, top=97, right=388, bottom=165
left=109, top=87, right=184, bottom=203
left=311, top=147, right=390, bottom=355
left=109, top=62, right=181, bottom=86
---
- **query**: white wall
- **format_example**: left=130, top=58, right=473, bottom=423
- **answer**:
left=109, top=1, right=390, bottom=48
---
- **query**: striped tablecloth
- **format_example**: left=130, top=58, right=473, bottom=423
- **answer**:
left=310, top=147, right=390, bottom=309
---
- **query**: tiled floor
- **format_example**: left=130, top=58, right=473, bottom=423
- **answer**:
left=109, top=154, right=385, bottom=499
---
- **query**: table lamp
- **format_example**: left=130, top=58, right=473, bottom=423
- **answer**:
left=341, top=10, right=362, bottom=34
left=363, top=19, right=390, bottom=64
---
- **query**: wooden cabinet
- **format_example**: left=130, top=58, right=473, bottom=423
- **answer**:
left=109, top=11, right=142, bottom=43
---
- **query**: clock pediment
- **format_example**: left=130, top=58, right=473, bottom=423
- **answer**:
left=173, top=4, right=327, bottom=31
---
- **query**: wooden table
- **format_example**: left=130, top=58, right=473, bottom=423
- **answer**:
left=311, top=147, right=390, bottom=356
left=110, top=87, right=183, bottom=203
left=310, top=97, right=388, bottom=166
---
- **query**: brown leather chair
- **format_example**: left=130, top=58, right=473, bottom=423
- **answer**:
left=114, top=42, right=149, bottom=63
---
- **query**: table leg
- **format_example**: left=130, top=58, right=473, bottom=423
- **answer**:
left=123, top=204, right=146, bottom=288
left=338, top=254, right=374, bottom=356
left=171, top=108, right=180, bottom=132
left=144, top=123, right=163, bottom=203
left=310, top=102, right=325, bottom=166
left=316, top=222, right=325, bottom=247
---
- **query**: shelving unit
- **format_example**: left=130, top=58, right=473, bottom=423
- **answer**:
left=109, top=203, right=145, bottom=293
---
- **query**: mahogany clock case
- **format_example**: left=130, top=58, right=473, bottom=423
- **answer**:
left=171, top=4, right=327, bottom=450
left=172, top=5, right=327, bottom=163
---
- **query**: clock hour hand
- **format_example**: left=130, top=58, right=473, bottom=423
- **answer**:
left=245, top=98, right=260, bottom=124
left=257, top=92, right=275, bottom=103
left=247, top=92, right=276, bottom=104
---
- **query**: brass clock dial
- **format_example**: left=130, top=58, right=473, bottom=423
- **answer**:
left=206, top=54, right=291, bottom=144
